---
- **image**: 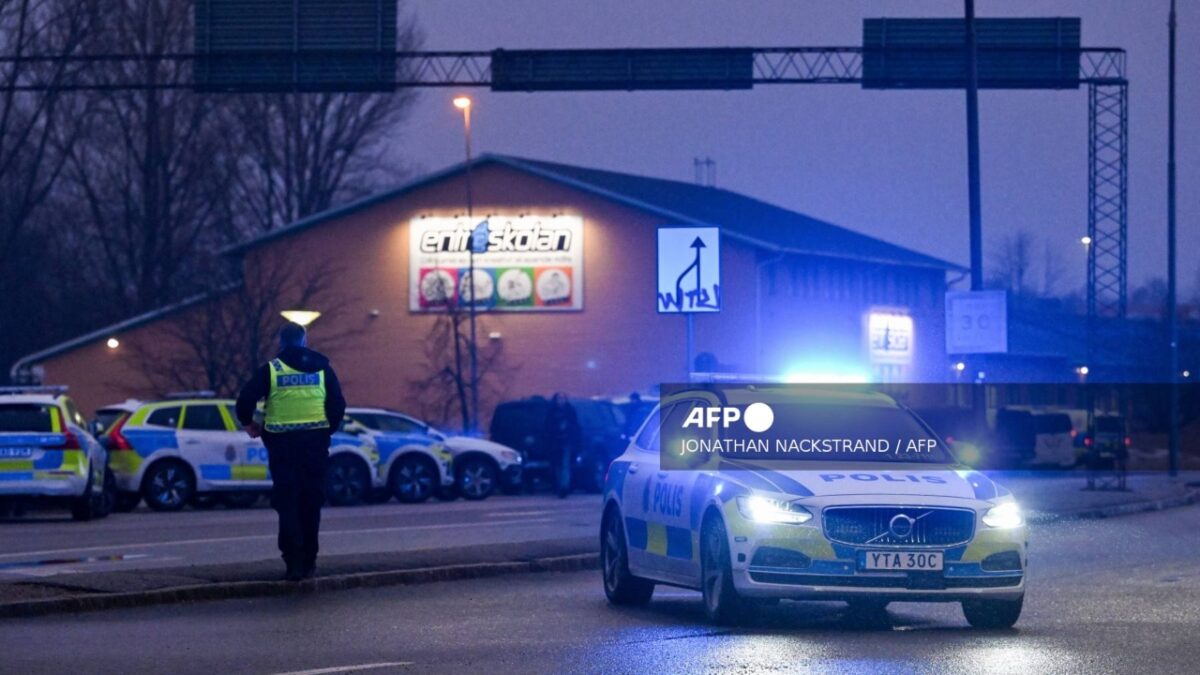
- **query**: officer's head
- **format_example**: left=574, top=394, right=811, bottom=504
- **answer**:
left=279, top=322, right=307, bottom=349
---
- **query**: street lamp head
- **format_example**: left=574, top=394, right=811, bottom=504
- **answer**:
left=1080, top=235, right=1093, bottom=246
left=453, top=96, right=472, bottom=110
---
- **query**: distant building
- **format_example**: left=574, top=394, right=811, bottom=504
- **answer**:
left=13, top=155, right=962, bottom=422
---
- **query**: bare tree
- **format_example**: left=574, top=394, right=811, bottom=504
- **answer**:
left=987, top=230, right=1036, bottom=296
left=226, top=12, right=422, bottom=236
left=0, top=0, right=95, bottom=378
left=408, top=275, right=511, bottom=432
left=134, top=255, right=361, bottom=397
left=60, top=0, right=237, bottom=314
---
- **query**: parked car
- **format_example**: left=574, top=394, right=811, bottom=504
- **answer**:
left=0, top=386, right=110, bottom=521
left=490, top=396, right=626, bottom=493
left=90, top=399, right=142, bottom=437
left=106, top=396, right=385, bottom=510
left=346, top=407, right=515, bottom=500
left=1032, top=412, right=1076, bottom=467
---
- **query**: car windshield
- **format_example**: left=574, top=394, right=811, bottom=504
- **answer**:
left=665, top=401, right=953, bottom=465
left=0, top=404, right=57, bottom=432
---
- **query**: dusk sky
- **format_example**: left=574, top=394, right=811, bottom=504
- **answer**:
left=400, top=1, right=1196, bottom=295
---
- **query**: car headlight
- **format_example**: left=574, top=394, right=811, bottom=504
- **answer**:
left=499, top=449, right=521, bottom=464
left=982, top=501, right=1024, bottom=529
left=736, top=495, right=813, bottom=525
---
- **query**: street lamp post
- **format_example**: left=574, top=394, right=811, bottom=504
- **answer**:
left=1167, top=0, right=1179, bottom=476
left=454, top=95, right=480, bottom=433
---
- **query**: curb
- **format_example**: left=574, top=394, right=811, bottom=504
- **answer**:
left=0, top=552, right=599, bottom=620
left=1026, top=491, right=1197, bottom=524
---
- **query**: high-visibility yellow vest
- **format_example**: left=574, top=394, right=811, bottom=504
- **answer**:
left=264, top=358, right=329, bottom=433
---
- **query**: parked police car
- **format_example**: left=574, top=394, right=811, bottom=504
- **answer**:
left=106, top=396, right=384, bottom=510
left=345, top=412, right=455, bottom=504
left=601, top=386, right=1028, bottom=628
left=348, top=407, right=520, bottom=500
left=0, top=387, right=110, bottom=521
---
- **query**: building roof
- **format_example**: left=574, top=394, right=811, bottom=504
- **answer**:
left=225, top=154, right=963, bottom=272
left=19, top=156, right=960, bottom=374
left=8, top=284, right=240, bottom=380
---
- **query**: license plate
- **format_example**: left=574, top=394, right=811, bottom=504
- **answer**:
left=861, top=550, right=943, bottom=571
left=0, top=447, right=34, bottom=459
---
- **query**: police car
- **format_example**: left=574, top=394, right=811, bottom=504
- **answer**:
left=601, top=386, right=1028, bottom=628
left=0, top=386, right=110, bottom=521
left=106, top=396, right=383, bottom=510
left=348, top=407, right=520, bottom=500
left=342, top=409, right=456, bottom=503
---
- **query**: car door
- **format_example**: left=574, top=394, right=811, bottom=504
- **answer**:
left=179, top=403, right=240, bottom=491
left=641, top=398, right=708, bottom=583
left=619, top=404, right=663, bottom=575
left=224, top=404, right=271, bottom=486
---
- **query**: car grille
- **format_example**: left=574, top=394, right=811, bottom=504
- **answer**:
left=823, top=506, right=975, bottom=547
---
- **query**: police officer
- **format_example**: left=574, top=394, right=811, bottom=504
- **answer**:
left=236, top=322, right=345, bottom=581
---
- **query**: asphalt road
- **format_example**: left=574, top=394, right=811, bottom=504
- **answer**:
left=3, top=505, right=1198, bottom=674
left=0, top=495, right=601, bottom=579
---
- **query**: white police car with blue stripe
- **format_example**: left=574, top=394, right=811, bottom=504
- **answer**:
left=600, top=385, right=1028, bottom=627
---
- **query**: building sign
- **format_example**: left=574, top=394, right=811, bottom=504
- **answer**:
left=657, top=226, right=720, bottom=313
left=867, top=311, right=914, bottom=365
left=409, top=215, right=583, bottom=312
left=945, top=290, right=1008, bottom=354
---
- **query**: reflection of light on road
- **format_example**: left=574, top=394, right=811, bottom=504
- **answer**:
left=953, top=644, right=1078, bottom=674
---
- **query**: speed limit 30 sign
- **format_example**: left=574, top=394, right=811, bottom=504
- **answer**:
left=945, top=290, right=1007, bottom=354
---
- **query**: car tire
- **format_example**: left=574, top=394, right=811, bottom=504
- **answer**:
left=601, top=507, right=654, bottom=605
left=326, top=455, right=370, bottom=507
left=112, top=491, right=141, bottom=513
left=142, top=460, right=195, bottom=512
left=390, top=455, right=436, bottom=504
left=70, top=467, right=100, bottom=522
left=701, top=514, right=745, bottom=625
left=457, top=457, right=498, bottom=501
left=962, top=595, right=1023, bottom=629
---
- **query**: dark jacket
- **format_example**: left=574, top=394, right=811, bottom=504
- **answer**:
left=235, top=345, right=346, bottom=433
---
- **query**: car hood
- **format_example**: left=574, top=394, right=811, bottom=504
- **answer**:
left=443, top=436, right=517, bottom=456
left=715, top=460, right=1007, bottom=501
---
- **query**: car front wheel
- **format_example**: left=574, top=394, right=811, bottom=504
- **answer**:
left=701, top=514, right=744, bottom=624
left=602, top=508, right=654, bottom=605
left=962, top=595, right=1024, bottom=629
left=391, top=455, right=436, bottom=504
left=326, top=455, right=370, bottom=507
left=142, top=460, right=195, bottom=512
left=458, top=457, right=497, bottom=500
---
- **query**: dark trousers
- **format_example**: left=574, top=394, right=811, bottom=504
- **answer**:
left=263, top=430, right=330, bottom=566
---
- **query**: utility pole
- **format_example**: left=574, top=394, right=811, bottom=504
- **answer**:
left=965, top=0, right=983, bottom=292
left=454, top=96, right=480, bottom=432
left=1167, top=0, right=1179, bottom=477
left=964, top=0, right=987, bottom=431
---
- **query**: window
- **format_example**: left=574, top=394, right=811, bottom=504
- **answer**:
left=146, top=406, right=182, bottom=429
left=351, top=412, right=423, bottom=434
left=634, top=405, right=664, bottom=452
left=0, top=404, right=56, bottom=432
left=183, top=405, right=228, bottom=431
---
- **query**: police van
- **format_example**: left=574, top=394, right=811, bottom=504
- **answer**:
left=0, top=386, right=110, bottom=521
left=601, top=385, right=1028, bottom=628
left=106, top=396, right=383, bottom=510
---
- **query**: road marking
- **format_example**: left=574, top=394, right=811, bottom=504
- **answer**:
left=0, top=517, right=563, bottom=560
left=485, top=510, right=555, bottom=517
left=268, top=662, right=412, bottom=675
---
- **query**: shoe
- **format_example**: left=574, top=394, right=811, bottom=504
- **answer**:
left=284, top=561, right=303, bottom=582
